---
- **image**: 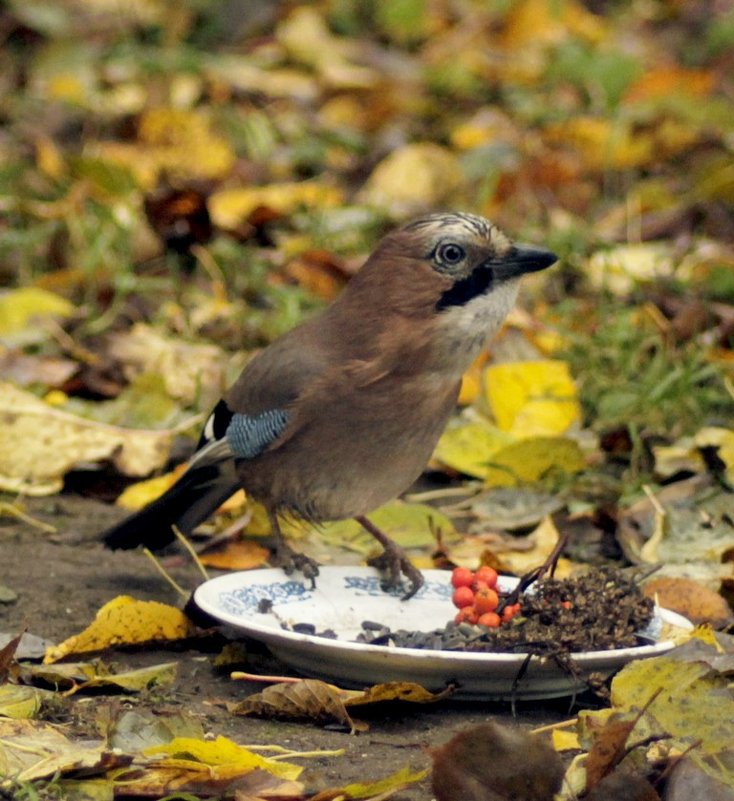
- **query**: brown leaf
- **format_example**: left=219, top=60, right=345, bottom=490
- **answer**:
left=643, top=577, right=733, bottom=627
left=430, top=721, right=564, bottom=801
left=0, top=632, right=22, bottom=683
left=232, top=679, right=363, bottom=732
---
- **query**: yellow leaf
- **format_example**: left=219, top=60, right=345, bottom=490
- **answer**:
left=35, top=137, right=65, bottom=180
left=145, top=735, right=302, bottom=780
left=357, top=143, right=462, bottom=218
left=342, top=765, right=430, bottom=798
left=552, top=728, right=580, bottom=751
left=694, top=427, right=734, bottom=485
left=545, top=117, right=654, bottom=170
left=502, top=0, right=606, bottom=48
left=458, top=352, right=489, bottom=405
left=93, top=107, right=234, bottom=188
left=344, top=682, right=454, bottom=707
left=433, top=419, right=514, bottom=479
left=485, top=360, right=581, bottom=436
left=484, top=437, right=585, bottom=487
left=587, top=242, right=675, bottom=294
left=491, top=516, right=575, bottom=577
left=44, top=597, right=195, bottom=663
left=0, top=382, right=173, bottom=495
left=0, top=288, right=73, bottom=337
left=316, top=501, right=456, bottom=555
left=199, top=540, right=270, bottom=570
left=115, top=466, right=186, bottom=510
left=108, top=323, right=226, bottom=408
left=209, top=182, right=344, bottom=229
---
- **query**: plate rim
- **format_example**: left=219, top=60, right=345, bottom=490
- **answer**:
left=193, top=566, right=693, bottom=666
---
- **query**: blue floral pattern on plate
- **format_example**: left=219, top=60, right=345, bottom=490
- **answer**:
left=218, top=574, right=452, bottom=616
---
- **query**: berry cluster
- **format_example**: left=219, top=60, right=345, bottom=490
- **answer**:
left=450, top=566, right=522, bottom=628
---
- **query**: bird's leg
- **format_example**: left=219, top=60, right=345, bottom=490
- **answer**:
left=356, top=515, right=425, bottom=600
left=267, top=509, right=320, bottom=587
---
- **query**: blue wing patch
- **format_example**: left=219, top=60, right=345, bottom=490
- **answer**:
left=225, top=409, right=290, bottom=459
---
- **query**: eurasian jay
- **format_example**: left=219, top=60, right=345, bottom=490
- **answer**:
left=102, top=212, right=557, bottom=597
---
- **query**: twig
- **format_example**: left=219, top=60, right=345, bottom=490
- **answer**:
left=173, top=525, right=209, bottom=581
left=230, top=671, right=301, bottom=684
left=142, top=548, right=188, bottom=598
left=0, top=502, right=56, bottom=534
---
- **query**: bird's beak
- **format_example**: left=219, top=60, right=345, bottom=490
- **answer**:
left=491, top=244, right=558, bottom=280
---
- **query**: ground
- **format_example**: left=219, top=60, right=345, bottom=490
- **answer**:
left=1, top=495, right=574, bottom=798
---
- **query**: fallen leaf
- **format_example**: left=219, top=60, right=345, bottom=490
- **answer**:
left=0, top=718, right=129, bottom=783
left=108, top=322, right=226, bottom=407
left=209, top=182, right=343, bottom=230
left=432, top=418, right=514, bottom=479
left=0, top=685, right=50, bottom=719
left=199, top=539, right=270, bottom=570
left=115, top=465, right=187, bottom=510
left=485, top=360, right=581, bottom=437
left=0, top=288, right=74, bottom=347
left=0, top=381, right=174, bottom=495
left=483, top=436, right=585, bottom=487
left=357, top=143, right=462, bottom=218
left=144, top=735, right=303, bottom=780
left=44, top=597, right=196, bottom=663
left=232, top=678, right=362, bottom=732
left=315, top=501, right=456, bottom=556
left=643, top=577, right=732, bottom=627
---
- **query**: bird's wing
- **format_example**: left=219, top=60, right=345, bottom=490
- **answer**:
left=193, top=318, right=338, bottom=464
left=192, top=402, right=292, bottom=469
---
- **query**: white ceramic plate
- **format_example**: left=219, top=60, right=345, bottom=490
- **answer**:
left=194, top=567, right=692, bottom=700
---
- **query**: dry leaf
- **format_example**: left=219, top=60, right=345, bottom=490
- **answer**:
left=0, top=382, right=174, bottom=495
left=232, top=678, right=361, bottom=732
left=643, top=577, right=732, bottom=627
left=144, top=735, right=303, bottom=781
left=199, top=540, right=270, bottom=570
left=0, top=718, right=129, bottom=783
left=209, top=181, right=343, bottom=229
left=484, top=360, right=581, bottom=437
left=357, top=143, right=462, bottom=218
left=44, top=597, right=195, bottom=663
left=108, top=322, right=226, bottom=407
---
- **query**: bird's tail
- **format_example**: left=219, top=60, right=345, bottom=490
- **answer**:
left=101, top=463, right=240, bottom=551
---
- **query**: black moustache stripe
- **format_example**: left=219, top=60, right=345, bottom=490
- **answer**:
left=435, top=263, right=494, bottom=311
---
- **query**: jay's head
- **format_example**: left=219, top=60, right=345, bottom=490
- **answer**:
left=347, top=211, right=556, bottom=320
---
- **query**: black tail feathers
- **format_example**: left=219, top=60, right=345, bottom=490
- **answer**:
left=101, top=464, right=239, bottom=551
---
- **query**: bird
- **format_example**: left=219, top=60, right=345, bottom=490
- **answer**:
left=101, top=211, right=557, bottom=598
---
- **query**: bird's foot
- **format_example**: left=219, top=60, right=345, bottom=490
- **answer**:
left=272, top=541, right=320, bottom=588
left=367, top=545, right=424, bottom=600
left=357, top=515, right=424, bottom=600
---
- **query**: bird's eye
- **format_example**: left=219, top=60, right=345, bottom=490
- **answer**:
left=436, top=242, right=466, bottom=266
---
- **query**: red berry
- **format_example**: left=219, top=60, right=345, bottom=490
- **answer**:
left=452, top=586, right=475, bottom=609
left=477, top=612, right=500, bottom=628
left=560, top=600, right=573, bottom=610
left=501, top=603, right=521, bottom=623
left=475, top=566, right=498, bottom=588
left=474, top=587, right=499, bottom=614
left=455, top=606, right=479, bottom=624
left=451, top=567, right=475, bottom=589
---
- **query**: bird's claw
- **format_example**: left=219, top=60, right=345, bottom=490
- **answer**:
left=368, top=545, right=425, bottom=600
left=272, top=542, right=320, bottom=588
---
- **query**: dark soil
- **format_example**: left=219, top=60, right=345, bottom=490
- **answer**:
left=1, top=494, right=592, bottom=799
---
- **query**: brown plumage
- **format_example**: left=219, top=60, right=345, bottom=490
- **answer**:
left=102, top=212, right=556, bottom=597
